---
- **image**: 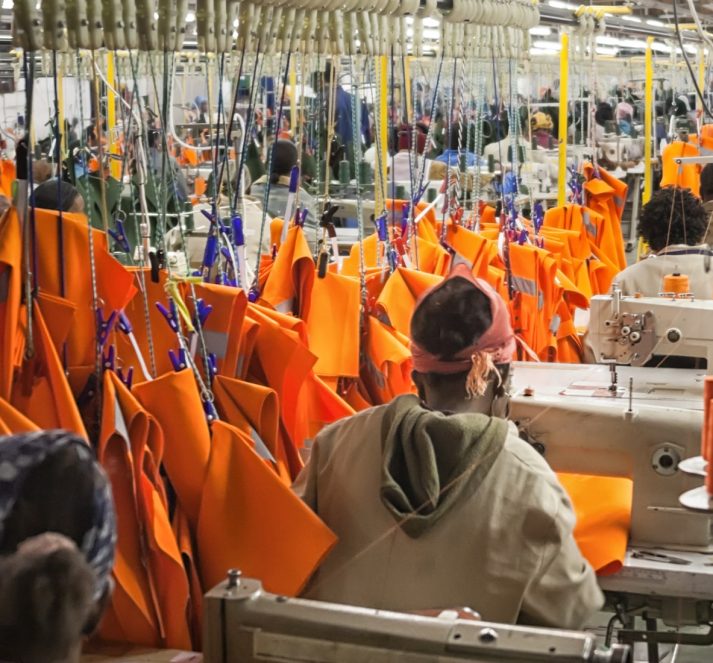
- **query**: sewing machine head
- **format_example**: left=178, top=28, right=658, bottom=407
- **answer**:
left=588, top=291, right=713, bottom=371
left=203, top=575, right=631, bottom=663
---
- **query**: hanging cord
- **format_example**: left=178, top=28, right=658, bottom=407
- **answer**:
left=456, top=56, right=467, bottom=212
left=349, top=58, right=368, bottom=329
left=252, top=49, right=293, bottom=291
left=20, top=50, right=36, bottom=359
left=441, top=57, right=458, bottom=244
left=473, top=61, right=486, bottom=230
left=370, top=58, right=388, bottom=221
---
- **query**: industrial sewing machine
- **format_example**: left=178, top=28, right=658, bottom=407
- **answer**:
left=510, top=292, right=713, bottom=658
left=203, top=573, right=631, bottom=663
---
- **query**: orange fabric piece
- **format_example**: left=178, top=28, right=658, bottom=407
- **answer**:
left=301, top=373, right=355, bottom=442
left=0, top=159, right=15, bottom=198
left=0, top=397, right=39, bottom=434
left=660, top=141, right=701, bottom=196
left=213, top=374, right=292, bottom=484
left=173, top=507, right=203, bottom=648
left=0, top=208, right=23, bottom=401
left=98, top=372, right=192, bottom=649
left=445, top=224, right=498, bottom=279
left=362, top=316, right=414, bottom=405
left=260, top=225, right=314, bottom=318
left=306, top=271, right=361, bottom=378
left=375, top=268, right=442, bottom=337
left=36, top=291, right=77, bottom=355
left=237, top=316, right=261, bottom=380
left=196, top=420, right=337, bottom=594
left=189, top=282, right=247, bottom=378
left=557, top=473, right=633, bottom=576
left=133, top=370, right=211, bottom=528
left=11, top=302, right=88, bottom=437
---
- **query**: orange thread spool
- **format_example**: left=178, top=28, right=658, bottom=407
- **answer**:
left=663, top=273, right=690, bottom=295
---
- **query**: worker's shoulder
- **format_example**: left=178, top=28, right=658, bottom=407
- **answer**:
left=315, top=402, right=390, bottom=451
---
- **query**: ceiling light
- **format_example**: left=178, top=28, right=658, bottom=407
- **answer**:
left=186, top=12, right=196, bottom=22
left=622, top=15, right=642, bottom=23
left=1, top=0, right=12, bottom=8
left=596, top=35, right=619, bottom=46
left=153, top=11, right=159, bottom=20
left=547, top=0, right=578, bottom=10
left=423, top=18, right=439, bottom=28
left=533, top=40, right=562, bottom=51
left=423, top=28, right=440, bottom=40
left=530, top=26, right=552, bottom=37
left=596, top=46, right=619, bottom=56
left=232, top=18, right=238, bottom=28
left=647, top=19, right=665, bottom=27
left=529, top=47, right=557, bottom=57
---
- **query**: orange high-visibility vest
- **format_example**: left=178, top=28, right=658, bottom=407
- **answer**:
left=0, top=208, right=23, bottom=401
left=99, top=371, right=192, bottom=649
left=375, top=267, right=442, bottom=338
left=660, top=141, right=701, bottom=196
left=305, top=271, right=361, bottom=379
left=196, top=419, right=337, bottom=594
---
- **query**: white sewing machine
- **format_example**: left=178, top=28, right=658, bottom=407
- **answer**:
left=203, top=574, right=631, bottom=663
left=510, top=293, right=713, bottom=656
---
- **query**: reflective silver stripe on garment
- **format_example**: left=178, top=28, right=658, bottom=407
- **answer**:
left=538, top=289, right=544, bottom=311
left=549, top=314, right=561, bottom=334
left=511, top=275, right=537, bottom=296
left=250, top=427, right=276, bottom=463
left=202, top=330, right=229, bottom=359
left=582, top=211, right=597, bottom=238
left=614, top=196, right=625, bottom=209
left=275, top=298, right=294, bottom=314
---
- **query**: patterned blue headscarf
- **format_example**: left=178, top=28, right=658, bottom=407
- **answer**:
left=0, top=430, right=116, bottom=602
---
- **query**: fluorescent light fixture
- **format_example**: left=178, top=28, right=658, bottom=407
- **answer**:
left=547, top=0, right=578, bottom=10
left=406, top=28, right=414, bottom=37
left=529, top=47, right=557, bottom=56
left=153, top=11, right=159, bottom=20
left=423, top=28, right=440, bottom=40
left=423, top=17, right=439, bottom=28
left=650, top=41, right=672, bottom=52
left=529, top=26, right=552, bottom=36
left=647, top=19, right=665, bottom=27
left=596, top=35, right=619, bottom=46
left=620, top=38, right=648, bottom=49
left=1, top=0, right=12, bottom=9
left=596, top=46, right=619, bottom=56
left=232, top=18, right=238, bottom=27
left=533, top=40, right=562, bottom=51
left=186, top=11, right=196, bottom=22
left=621, top=15, right=642, bottom=23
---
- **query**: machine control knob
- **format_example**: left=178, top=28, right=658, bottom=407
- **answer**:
left=478, top=628, right=498, bottom=644
left=652, top=446, right=681, bottom=476
left=620, top=326, right=631, bottom=336
left=666, top=328, right=682, bottom=343
left=629, top=331, right=641, bottom=343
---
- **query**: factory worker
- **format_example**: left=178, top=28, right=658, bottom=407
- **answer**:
left=0, top=431, right=116, bottom=662
left=613, top=187, right=712, bottom=298
left=530, top=112, right=555, bottom=149
left=434, top=123, right=479, bottom=167
left=389, top=122, right=432, bottom=185
left=32, top=179, right=85, bottom=213
left=250, top=139, right=318, bottom=247
left=294, top=265, right=603, bottom=629
left=700, top=164, right=713, bottom=245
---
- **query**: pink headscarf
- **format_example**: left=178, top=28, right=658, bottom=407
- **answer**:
left=410, top=264, right=516, bottom=398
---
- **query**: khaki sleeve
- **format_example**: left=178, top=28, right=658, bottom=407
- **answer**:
left=292, top=439, right=321, bottom=511
left=519, top=490, right=604, bottom=630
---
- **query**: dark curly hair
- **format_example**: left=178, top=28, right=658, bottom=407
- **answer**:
left=700, top=163, right=713, bottom=202
left=638, top=186, right=707, bottom=252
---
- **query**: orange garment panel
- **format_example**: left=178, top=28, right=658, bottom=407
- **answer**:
left=0, top=397, right=39, bottom=434
left=0, top=208, right=23, bottom=401
left=660, top=141, right=701, bottom=196
left=375, top=268, right=442, bottom=337
left=305, top=271, right=361, bottom=379
left=0, top=159, right=15, bottom=198
left=558, top=473, right=633, bottom=576
left=197, top=420, right=337, bottom=595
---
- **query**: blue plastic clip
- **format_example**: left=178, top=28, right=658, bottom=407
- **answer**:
left=387, top=246, right=399, bottom=272
left=533, top=202, right=545, bottom=234
left=517, top=229, right=529, bottom=245
left=193, top=299, right=213, bottom=329
left=400, top=203, right=411, bottom=236
left=203, top=352, right=218, bottom=378
left=96, top=308, right=117, bottom=347
left=102, top=344, right=116, bottom=371
left=168, top=347, right=188, bottom=372
left=108, top=219, right=132, bottom=254
left=156, top=299, right=180, bottom=333
left=201, top=235, right=219, bottom=280
left=116, top=366, right=134, bottom=390
left=231, top=214, right=245, bottom=247
left=202, top=398, right=218, bottom=423
left=248, top=284, right=260, bottom=303
left=116, top=311, right=133, bottom=335
left=296, top=207, right=307, bottom=228
left=376, top=214, right=388, bottom=242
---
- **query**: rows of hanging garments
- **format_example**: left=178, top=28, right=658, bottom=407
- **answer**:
left=0, top=0, right=711, bottom=652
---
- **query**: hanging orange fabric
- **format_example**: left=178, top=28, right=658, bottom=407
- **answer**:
left=660, top=141, right=702, bottom=196
left=260, top=225, right=315, bottom=318
left=305, top=271, right=361, bottom=378
left=0, top=159, right=15, bottom=198
left=36, top=291, right=77, bottom=355
left=0, top=208, right=23, bottom=401
left=172, top=507, right=203, bottom=649
left=189, top=282, right=247, bottom=378
left=213, top=374, right=292, bottom=484
left=558, top=473, right=633, bottom=576
left=133, top=369, right=212, bottom=529
left=375, top=268, right=442, bottom=337
left=300, top=373, right=355, bottom=442
left=362, top=316, right=414, bottom=405
left=444, top=224, right=498, bottom=279
left=11, top=301, right=88, bottom=437
left=0, top=397, right=38, bottom=434
left=197, top=419, right=337, bottom=594
left=98, top=371, right=192, bottom=649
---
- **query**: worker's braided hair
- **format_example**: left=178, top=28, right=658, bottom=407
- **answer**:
left=638, top=186, right=707, bottom=252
